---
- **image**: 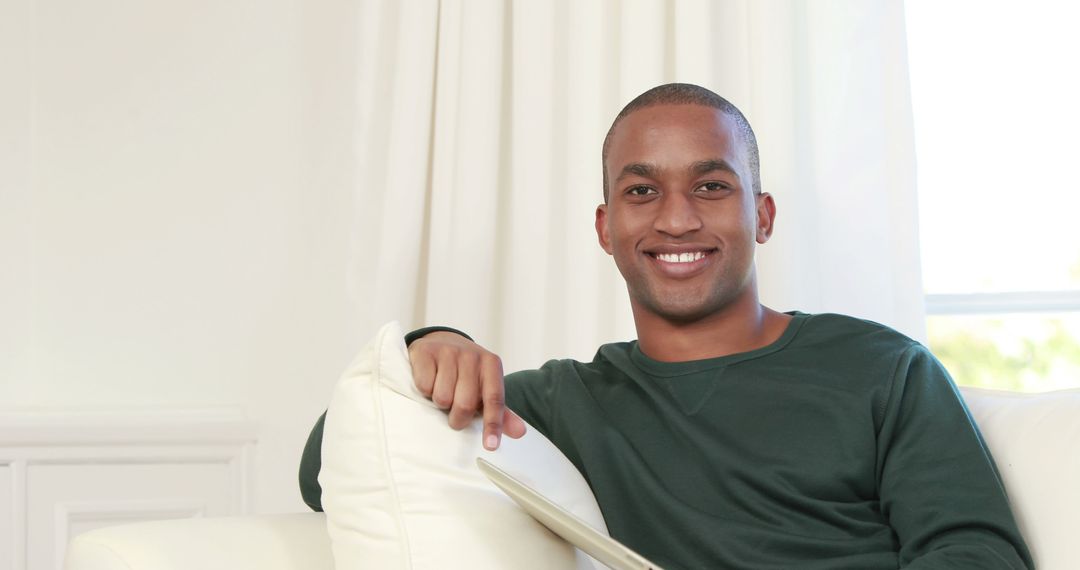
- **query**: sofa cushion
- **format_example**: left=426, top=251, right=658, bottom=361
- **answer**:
left=319, top=321, right=606, bottom=570
left=960, top=386, right=1080, bottom=570
left=64, top=513, right=332, bottom=570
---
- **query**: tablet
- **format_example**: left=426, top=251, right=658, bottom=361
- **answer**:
left=476, top=457, right=667, bottom=570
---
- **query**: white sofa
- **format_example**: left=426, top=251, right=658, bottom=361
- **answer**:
left=65, top=387, right=1080, bottom=569
left=62, top=513, right=332, bottom=570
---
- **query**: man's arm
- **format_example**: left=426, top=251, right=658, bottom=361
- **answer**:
left=297, top=326, right=524, bottom=511
left=878, top=345, right=1033, bottom=568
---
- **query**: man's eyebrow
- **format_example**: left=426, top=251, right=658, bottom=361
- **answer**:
left=690, top=159, right=738, bottom=176
left=615, top=162, right=660, bottom=183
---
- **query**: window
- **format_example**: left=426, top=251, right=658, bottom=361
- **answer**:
left=906, top=1, right=1080, bottom=391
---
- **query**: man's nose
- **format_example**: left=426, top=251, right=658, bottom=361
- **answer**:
left=653, top=192, right=703, bottom=237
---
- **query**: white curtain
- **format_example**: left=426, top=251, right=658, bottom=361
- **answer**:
left=349, top=0, right=925, bottom=373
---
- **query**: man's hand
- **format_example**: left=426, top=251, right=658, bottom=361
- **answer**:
left=408, top=331, right=527, bottom=450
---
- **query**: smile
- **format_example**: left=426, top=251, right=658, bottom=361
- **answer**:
left=653, top=251, right=709, bottom=263
left=644, top=248, right=717, bottom=277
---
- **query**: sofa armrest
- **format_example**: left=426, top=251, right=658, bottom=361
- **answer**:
left=64, top=513, right=331, bottom=570
left=960, top=387, right=1080, bottom=569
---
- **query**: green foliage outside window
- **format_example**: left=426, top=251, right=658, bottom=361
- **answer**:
left=928, top=314, right=1080, bottom=392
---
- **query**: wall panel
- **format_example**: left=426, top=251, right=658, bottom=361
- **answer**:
left=0, top=410, right=255, bottom=569
left=0, top=463, right=14, bottom=570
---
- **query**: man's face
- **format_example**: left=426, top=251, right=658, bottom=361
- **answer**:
left=596, top=104, right=775, bottom=323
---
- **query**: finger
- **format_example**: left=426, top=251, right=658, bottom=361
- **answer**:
left=479, top=353, right=506, bottom=450
left=448, top=352, right=481, bottom=430
left=502, top=409, right=527, bottom=440
left=431, top=354, right=458, bottom=410
left=409, top=346, right=437, bottom=398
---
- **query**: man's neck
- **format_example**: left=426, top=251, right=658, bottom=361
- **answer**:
left=632, top=293, right=792, bottom=363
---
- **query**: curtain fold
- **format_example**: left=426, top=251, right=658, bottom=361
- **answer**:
left=350, top=0, right=925, bottom=372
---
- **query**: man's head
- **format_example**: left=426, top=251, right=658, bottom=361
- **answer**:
left=595, top=84, right=775, bottom=325
left=602, top=83, right=761, bottom=202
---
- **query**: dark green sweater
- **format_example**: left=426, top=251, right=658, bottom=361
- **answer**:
left=300, top=313, right=1032, bottom=569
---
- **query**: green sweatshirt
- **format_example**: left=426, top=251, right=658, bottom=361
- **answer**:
left=299, top=313, right=1032, bottom=569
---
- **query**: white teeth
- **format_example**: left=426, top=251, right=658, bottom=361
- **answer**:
left=656, top=251, right=706, bottom=263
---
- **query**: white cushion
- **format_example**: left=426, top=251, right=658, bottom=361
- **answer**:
left=319, top=321, right=607, bottom=570
left=64, top=513, right=332, bottom=570
left=960, top=386, right=1080, bottom=570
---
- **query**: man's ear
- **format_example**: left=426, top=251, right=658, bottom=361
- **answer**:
left=595, top=204, right=613, bottom=254
left=755, top=192, right=777, bottom=244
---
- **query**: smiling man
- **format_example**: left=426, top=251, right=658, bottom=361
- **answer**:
left=300, top=84, right=1032, bottom=569
left=596, top=97, right=789, bottom=363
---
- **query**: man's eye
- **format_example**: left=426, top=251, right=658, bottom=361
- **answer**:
left=626, top=186, right=656, bottom=196
left=696, top=182, right=729, bottom=193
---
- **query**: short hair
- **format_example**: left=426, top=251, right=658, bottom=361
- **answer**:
left=601, top=83, right=761, bottom=201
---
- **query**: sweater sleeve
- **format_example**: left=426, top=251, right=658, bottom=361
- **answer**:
left=296, top=326, right=474, bottom=512
left=298, top=411, right=326, bottom=511
left=876, top=345, right=1033, bottom=568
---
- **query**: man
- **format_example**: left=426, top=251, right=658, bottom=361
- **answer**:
left=301, top=84, right=1032, bottom=568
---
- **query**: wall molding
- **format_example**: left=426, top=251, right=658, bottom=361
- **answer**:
left=0, top=409, right=259, bottom=446
left=0, top=408, right=257, bottom=570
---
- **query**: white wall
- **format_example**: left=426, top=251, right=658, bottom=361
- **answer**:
left=0, top=0, right=926, bottom=522
left=0, top=0, right=358, bottom=513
